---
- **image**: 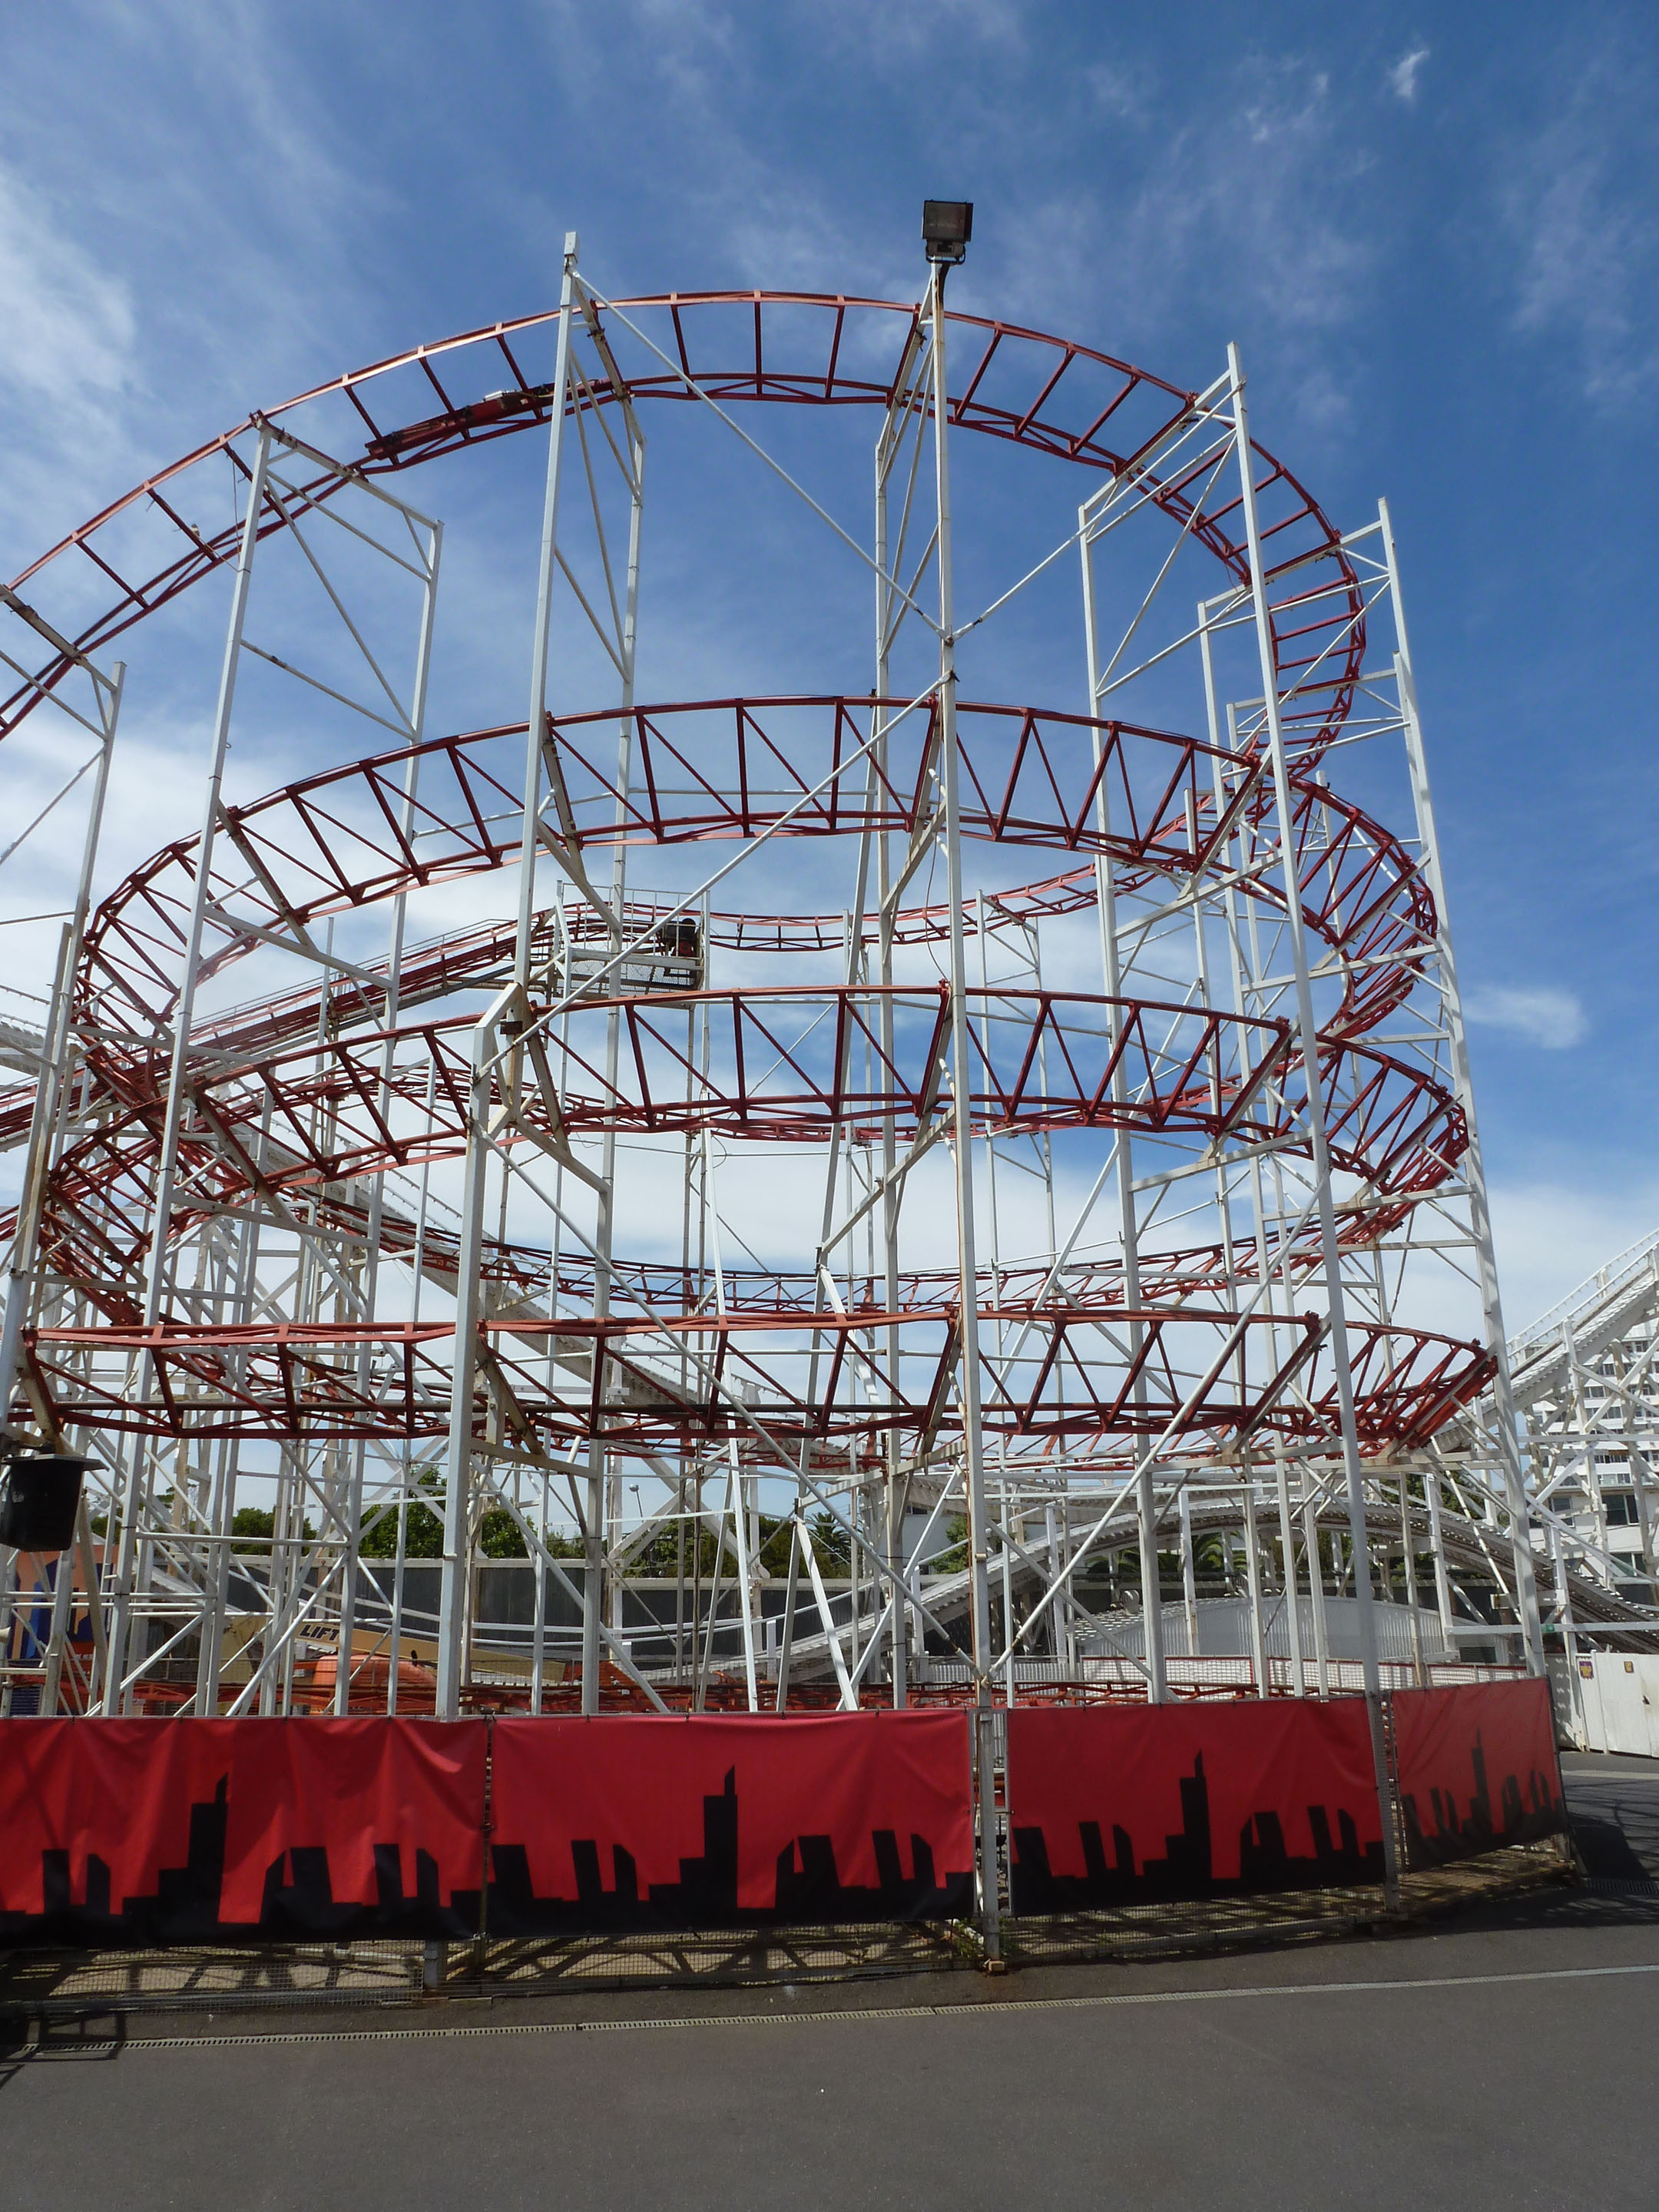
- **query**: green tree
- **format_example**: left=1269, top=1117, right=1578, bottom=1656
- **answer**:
left=358, top=1476, right=443, bottom=1559
left=810, top=1508, right=851, bottom=1574
left=232, top=1505, right=315, bottom=1550
left=932, top=1514, right=969, bottom=1574
left=478, top=1506, right=528, bottom=1558
left=356, top=1475, right=585, bottom=1561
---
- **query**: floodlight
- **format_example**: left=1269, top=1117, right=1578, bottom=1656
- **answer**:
left=922, top=200, right=973, bottom=266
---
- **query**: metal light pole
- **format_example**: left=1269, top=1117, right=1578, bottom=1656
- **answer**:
left=923, top=200, right=1001, bottom=1961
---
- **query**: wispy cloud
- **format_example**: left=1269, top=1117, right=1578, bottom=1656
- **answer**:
left=1464, top=984, right=1588, bottom=1051
left=1086, top=61, right=1146, bottom=121
left=1491, top=1178, right=1659, bottom=1333
left=808, top=0, right=1025, bottom=60
left=1387, top=48, right=1429, bottom=104
left=1018, top=68, right=1361, bottom=323
left=0, top=168, right=133, bottom=401
left=0, top=164, right=137, bottom=545
left=1500, top=37, right=1659, bottom=406
left=0, top=0, right=394, bottom=562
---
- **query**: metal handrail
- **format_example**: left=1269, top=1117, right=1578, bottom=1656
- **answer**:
left=1509, top=1224, right=1659, bottom=1362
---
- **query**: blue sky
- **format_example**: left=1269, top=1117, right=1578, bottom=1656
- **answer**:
left=2, top=0, right=1656, bottom=1325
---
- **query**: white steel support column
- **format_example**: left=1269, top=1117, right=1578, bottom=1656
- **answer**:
left=1425, top=1466, right=1458, bottom=1653
left=1179, top=1485, right=1199, bottom=1656
left=928, top=263, right=999, bottom=1959
left=1243, top=1474, right=1270, bottom=1696
left=1304, top=1494, right=1333, bottom=1697
left=92, top=414, right=442, bottom=1716
left=516, top=233, right=583, bottom=987
left=0, top=619, right=121, bottom=1452
left=1200, top=591, right=1314, bottom=1703
left=104, top=428, right=273, bottom=1709
left=328, top=512, right=442, bottom=1721
left=873, top=379, right=908, bottom=1710
left=0, top=929, right=83, bottom=1447
left=441, top=240, right=585, bottom=1724
left=480, top=230, right=647, bottom=1720
left=1379, top=498, right=1545, bottom=1675
left=1274, top=1452, right=1308, bottom=1694
left=1080, top=486, right=1167, bottom=1703
left=437, top=1035, right=491, bottom=1720
left=1230, top=347, right=1398, bottom=1899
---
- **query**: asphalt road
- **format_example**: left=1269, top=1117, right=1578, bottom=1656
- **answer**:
left=3, top=1755, right=1657, bottom=2212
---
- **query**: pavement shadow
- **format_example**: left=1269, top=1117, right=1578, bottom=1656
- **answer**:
left=1561, top=1755, right=1659, bottom=1883
left=0, top=2011, right=125, bottom=2091
left=1572, top=1815, right=1652, bottom=1883
left=1434, top=1754, right=1659, bottom=1936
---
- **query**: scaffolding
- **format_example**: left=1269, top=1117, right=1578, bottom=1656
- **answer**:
left=2, top=224, right=1648, bottom=1788
left=1482, top=1230, right=1659, bottom=1638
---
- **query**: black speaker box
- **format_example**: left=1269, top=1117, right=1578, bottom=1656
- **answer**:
left=0, top=1456, right=90, bottom=1551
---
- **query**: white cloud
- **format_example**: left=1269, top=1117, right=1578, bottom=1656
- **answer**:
left=1489, top=1180, right=1659, bottom=1336
left=1387, top=48, right=1429, bottom=104
left=1087, top=62, right=1145, bottom=121
left=0, top=167, right=134, bottom=402
left=0, top=162, right=137, bottom=548
left=806, top=0, right=1025, bottom=60
left=1463, top=984, right=1588, bottom=1050
left=991, top=52, right=1373, bottom=417
left=1501, top=42, right=1659, bottom=406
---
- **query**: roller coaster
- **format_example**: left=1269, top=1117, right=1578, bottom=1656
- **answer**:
left=2, top=223, right=1652, bottom=1730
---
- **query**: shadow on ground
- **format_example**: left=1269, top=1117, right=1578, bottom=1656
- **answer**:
left=1419, top=1752, right=1659, bottom=1937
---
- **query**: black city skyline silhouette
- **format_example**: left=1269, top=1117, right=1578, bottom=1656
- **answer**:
left=486, top=1765, right=974, bottom=1934
left=0, top=1722, right=1565, bottom=1947
left=1398, top=1727, right=1565, bottom=1872
left=1012, top=1723, right=1566, bottom=1911
left=0, top=1778, right=481, bottom=1947
left=0, top=1763, right=972, bottom=1947
left=1011, top=1749, right=1386, bottom=1912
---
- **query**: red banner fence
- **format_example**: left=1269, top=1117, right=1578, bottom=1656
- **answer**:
left=1005, top=1697, right=1388, bottom=1912
left=0, top=1684, right=1567, bottom=1946
left=1390, top=1681, right=1566, bottom=1872
left=0, top=1717, right=487, bottom=1945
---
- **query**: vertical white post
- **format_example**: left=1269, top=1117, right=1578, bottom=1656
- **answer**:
left=928, top=263, right=998, bottom=1960
left=1243, top=1476, right=1270, bottom=1696
left=1304, top=1496, right=1332, bottom=1697
left=597, top=435, right=643, bottom=1671
left=873, top=371, right=916, bottom=1710
left=1179, top=1485, right=1199, bottom=1657
left=525, top=1497, right=547, bottom=1714
left=727, top=1439, right=758, bottom=1711
left=1399, top=1473, right=1427, bottom=1687
left=437, top=1035, right=492, bottom=1720
left=1203, top=593, right=1310, bottom=1702
left=334, top=513, right=442, bottom=1717
left=467, top=230, right=594, bottom=1718
left=1276, top=1455, right=1308, bottom=1694
left=0, top=632, right=123, bottom=1449
left=1378, top=498, right=1544, bottom=1675
left=105, top=429, right=273, bottom=1709
left=517, top=233, right=582, bottom=986
left=1426, top=1465, right=1457, bottom=1656
left=1229, top=346, right=1399, bottom=1900
left=0, top=927, right=77, bottom=1440
left=1081, top=492, right=1167, bottom=1703
left=1551, top=1522, right=1578, bottom=1671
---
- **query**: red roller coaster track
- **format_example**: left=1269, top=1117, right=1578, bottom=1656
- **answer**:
left=2, top=295, right=1489, bottom=1467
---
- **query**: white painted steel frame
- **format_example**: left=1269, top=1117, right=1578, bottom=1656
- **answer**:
left=0, top=257, right=1613, bottom=1965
